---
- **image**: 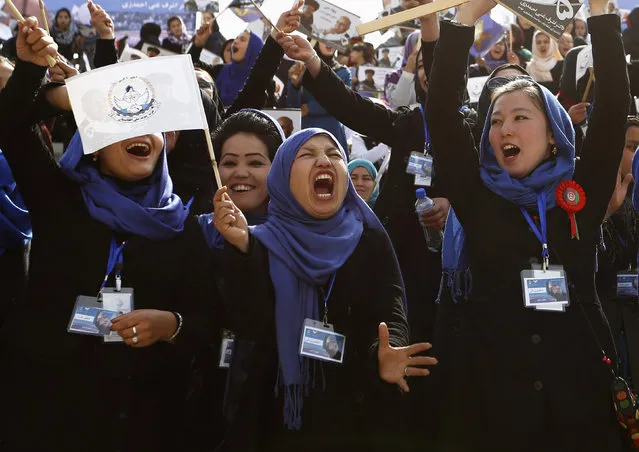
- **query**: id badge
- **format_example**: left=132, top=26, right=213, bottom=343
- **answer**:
left=617, top=271, right=639, bottom=298
left=299, top=318, right=346, bottom=364
left=218, top=329, right=236, bottom=369
left=521, top=266, right=570, bottom=312
left=101, top=288, right=134, bottom=342
left=68, top=296, right=119, bottom=336
left=406, top=152, right=430, bottom=176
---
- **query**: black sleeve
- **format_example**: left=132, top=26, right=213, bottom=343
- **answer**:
left=94, top=39, right=118, bottom=68
left=573, top=14, right=630, bottom=229
left=301, top=61, right=401, bottom=147
left=421, top=38, right=437, bottom=90
left=171, top=220, right=224, bottom=353
left=222, top=235, right=275, bottom=341
left=361, top=230, right=409, bottom=381
left=188, top=42, right=203, bottom=65
left=0, top=60, right=66, bottom=213
left=426, top=21, right=481, bottom=214
left=223, top=36, right=284, bottom=117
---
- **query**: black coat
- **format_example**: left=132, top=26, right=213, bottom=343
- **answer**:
left=0, top=60, right=223, bottom=452
left=426, top=16, right=630, bottom=451
left=220, top=229, right=410, bottom=451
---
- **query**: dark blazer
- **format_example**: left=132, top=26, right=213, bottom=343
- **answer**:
left=220, top=229, right=410, bottom=451
left=426, top=16, right=630, bottom=451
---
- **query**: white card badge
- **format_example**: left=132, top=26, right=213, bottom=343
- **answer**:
left=68, top=296, right=119, bottom=336
left=617, top=271, right=639, bottom=298
left=218, top=329, right=236, bottom=369
left=521, top=267, right=570, bottom=312
left=101, top=288, right=134, bottom=342
left=299, top=319, right=346, bottom=364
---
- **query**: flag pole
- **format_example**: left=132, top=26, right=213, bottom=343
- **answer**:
left=5, top=0, right=56, bottom=66
left=39, top=0, right=49, bottom=31
left=204, top=129, right=223, bottom=189
left=581, top=68, right=594, bottom=103
left=247, top=0, right=280, bottom=34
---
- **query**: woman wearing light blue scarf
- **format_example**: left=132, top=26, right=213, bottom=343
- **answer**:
left=426, top=1, right=630, bottom=449
left=347, top=158, right=379, bottom=208
left=213, top=128, right=436, bottom=450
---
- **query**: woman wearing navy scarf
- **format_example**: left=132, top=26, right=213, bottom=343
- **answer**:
left=0, top=149, right=31, bottom=327
left=426, top=0, right=630, bottom=449
left=213, top=129, right=436, bottom=451
left=0, top=18, right=221, bottom=452
left=216, top=30, right=264, bottom=106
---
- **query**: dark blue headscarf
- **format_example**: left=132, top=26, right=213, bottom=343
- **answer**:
left=199, top=109, right=285, bottom=250
left=251, top=128, right=403, bottom=430
left=0, top=149, right=31, bottom=255
left=441, top=81, right=575, bottom=302
left=60, top=132, right=188, bottom=241
left=216, top=31, right=264, bottom=106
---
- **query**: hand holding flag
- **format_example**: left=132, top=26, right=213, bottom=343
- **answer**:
left=16, top=16, right=58, bottom=68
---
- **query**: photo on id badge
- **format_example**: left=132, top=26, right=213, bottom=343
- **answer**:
left=68, top=296, right=119, bottom=336
left=101, top=288, right=134, bottom=342
left=300, top=324, right=346, bottom=364
left=523, top=276, right=569, bottom=307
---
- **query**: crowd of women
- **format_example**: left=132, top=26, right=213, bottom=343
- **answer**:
left=1, top=0, right=639, bottom=450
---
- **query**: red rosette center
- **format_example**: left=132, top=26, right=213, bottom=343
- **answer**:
left=556, top=181, right=586, bottom=239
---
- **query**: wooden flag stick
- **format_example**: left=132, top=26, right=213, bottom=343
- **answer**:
left=38, top=0, right=48, bottom=31
left=309, top=38, right=317, bottom=47
left=5, top=0, right=56, bottom=66
left=357, top=0, right=469, bottom=35
left=204, top=129, right=223, bottom=189
left=581, top=67, right=594, bottom=103
left=248, top=0, right=280, bottom=34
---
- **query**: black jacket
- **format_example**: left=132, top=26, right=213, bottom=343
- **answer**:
left=426, top=16, right=630, bottom=451
left=220, top=229, right=409, bottom=451
left=0, top=60, right=223, bottom=452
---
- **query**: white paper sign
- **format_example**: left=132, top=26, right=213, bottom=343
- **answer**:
left=467, top=76, right=489, bottom=104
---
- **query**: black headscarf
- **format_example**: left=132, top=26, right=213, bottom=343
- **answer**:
left=558, top=45, right=593, bottom=110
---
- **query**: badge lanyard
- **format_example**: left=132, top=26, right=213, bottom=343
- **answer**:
left=520, top=191, right=550, bottom=271
left=320, top=274, right=337, bottom=325
left=417, top=105, right=431, bottom=154
left=99, top=237, right=127, bottom=294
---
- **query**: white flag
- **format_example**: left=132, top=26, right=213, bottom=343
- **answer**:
left=575, top=46, right=593, bottom=85
left=66, top=55, right=208, bottom=155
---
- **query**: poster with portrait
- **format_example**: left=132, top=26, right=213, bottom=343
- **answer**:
left=496, top=0, right=586, bottom=40
left=377, top=46, right=403, bottom=68
left=356, top=66, right=396, bottom=93
left=260, top=108, right=302, bottom=139
left=119, top=45, right=148, bottom=61
left=184, top=0, right=218, bottom=13
left=297, top=0, right=361, bottom=52
left=141, top=42, right=179, bottom=58
left=467, top=76, right=489, bottom=104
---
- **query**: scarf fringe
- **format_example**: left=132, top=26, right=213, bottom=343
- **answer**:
left=436, top=269, right=473, bottom=304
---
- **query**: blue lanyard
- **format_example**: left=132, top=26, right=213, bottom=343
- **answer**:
left=417, top=105, right=431, bottom=154
left=320, top=274, right=337, bottom=324
left=520, top=192, right=550, bottom=271
left=100, top=238, right=127, bottom=291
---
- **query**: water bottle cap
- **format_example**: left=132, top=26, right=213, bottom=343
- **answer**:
left=416, top=188, right=426, bottom=198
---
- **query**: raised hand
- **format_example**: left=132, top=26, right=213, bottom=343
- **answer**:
left=276, top=32, right=315, bottom=63
left=455, top=0, right=497, bottom=26
left=377, top=322, right=437, bottom=392
left=568, top=102, right=590, bottom=125
left=16, top=17, right=58, bottom=67
left=606, top=172, right=634, bottom=219
left=194, top=21, right=212, bottom=48
left=275, top=0, right=303, bottom=35
left=213, top=186, right=249, bottom=253
left=88, top=0, right=115, bottom=39
left=288, top=61, right=306, bottom=87
left=49, top=57, right=78, bottom=83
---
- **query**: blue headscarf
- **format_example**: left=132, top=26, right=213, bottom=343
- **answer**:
left=251, top=128, right=402, bottom=430
left=60, top=132, right=188, bottom=241
left=216, top=31, right=264, bottom=106
left=347, top=159, right=379, bottom=208
left=0, top=149, right=31, bottom=255
left=441, top=81, right=575, bottom=302
left=199, top=109, right=285, bottom=249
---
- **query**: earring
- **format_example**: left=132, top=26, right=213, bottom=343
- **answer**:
left=92, top=154, right=98, bottom=162
left=551, top=145, right=558, bottom=156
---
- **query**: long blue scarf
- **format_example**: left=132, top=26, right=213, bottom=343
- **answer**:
left=215, top=31, right=263, bottom=106
left=60, top=132, right=188, bottom=241
left=251, top=128, right=401, bottom=430
left=441, top=81, right=575, bottom=302
left=0, top=150, right=31, bottom=255
left=347, top=158, right=379, bottom=208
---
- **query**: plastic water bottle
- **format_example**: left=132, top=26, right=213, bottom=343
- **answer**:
left=415, top=188, right=443, bottom=252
